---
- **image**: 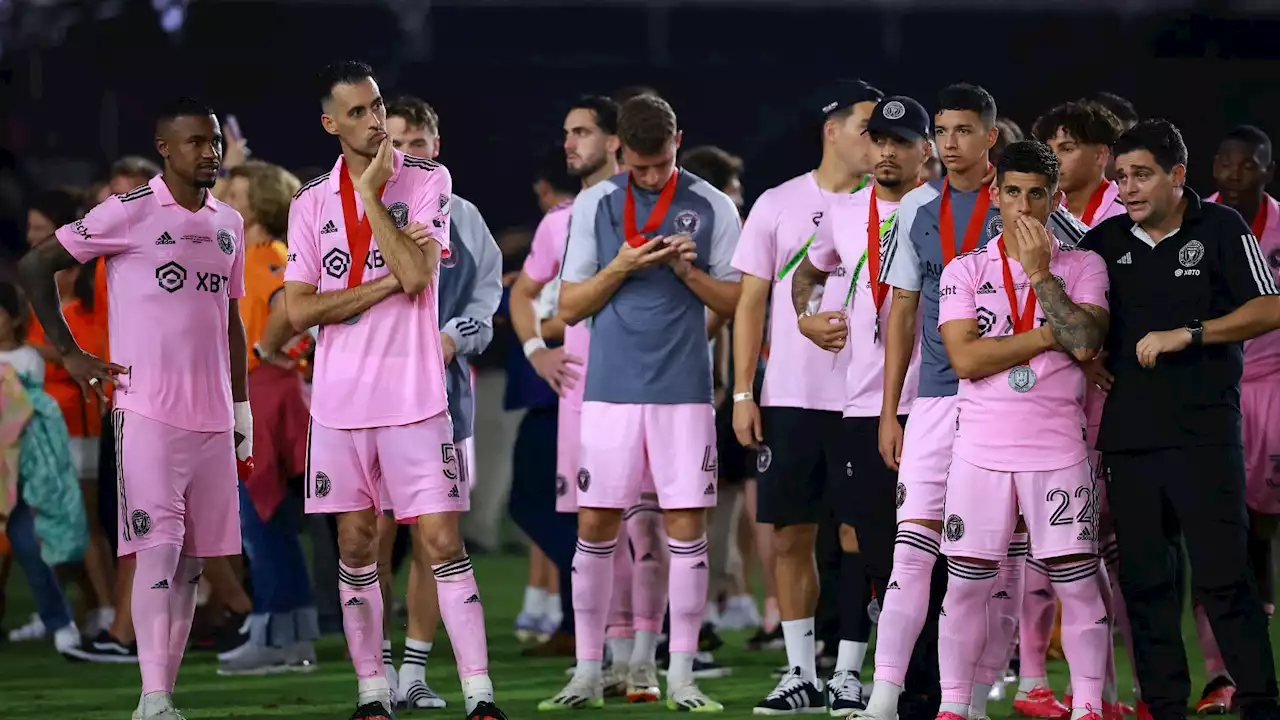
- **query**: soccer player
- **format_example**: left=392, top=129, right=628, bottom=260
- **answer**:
left=283, top=61, right=503, bottom=720
left=936, top=140, right=1111, bottom=720
left=867, top=84, right=1088, bottom=720
left=374, top=94, right=503, bottom=710
left=1080, top=119, right=1280, bottom=720
left=20, top=97, right=251, bottom=720
left=1193, top=124, right=1280, bottom=714
left=539, top=93, right=741, bottom=712
left=728, top=79, right=882, bottom=714
left=793, top=94, right=932, bottom=715
left=1024, top=100, right=1133, bottom=720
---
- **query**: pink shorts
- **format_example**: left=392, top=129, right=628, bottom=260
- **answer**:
left=578, top=402, right=716, bottom=511
left=556, top=404, right=582, bottom=514
left=305, top=412, right=466, bottom=523
left=113, top=409, right=239, bottom=557
left=896, top=395, right=956, bottom=523
left=379, top=436, right=473, bottom=522
left=942, top=455, right=1098, bottom=562
left=1244, top=381, right=1280, bottom=514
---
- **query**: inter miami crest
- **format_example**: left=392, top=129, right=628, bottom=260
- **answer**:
left=895, top=482, right=906, bottom=510
left=131, top=509, right=152, bottom=538
left=944, top=514, right=965, bottom=542
left=388, top=202, right=410, bottom=229
left=674, top=209, right=701, bottom=235
left=315, top=471, right=332, bottom=498
left=577, top=468, right=591, bottom=492
left=756, top=444, right=773, bottom=474
left=217, top=228, right=236, bottom=255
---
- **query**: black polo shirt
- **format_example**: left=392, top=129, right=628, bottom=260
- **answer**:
left=1078, top=188, right=1280, bottom=453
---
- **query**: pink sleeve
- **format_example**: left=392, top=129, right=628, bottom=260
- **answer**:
left=1069, top=250, right=1110, bottom=312
left=54, top=196, right=133, bottom=263
left=730, top=192, right=777, bottom=280
left=937, top=259, right=977, bottom=327
left=523, top=211, right=565, bottom=284
left=412, top=165, right=453, bottom=257
left=284, top=190, right=321, bottom=285
left=229, top=213, right=246, bottom=299
left=809, top=208, right=840, bottom=273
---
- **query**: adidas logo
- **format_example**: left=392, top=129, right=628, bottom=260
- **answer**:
left=345, top=597, right=364, bottom=607
left=155, top=232, right=174, bottom=245
left=1095, top=615, right=1110, bottom=624
left=641, top=552, right=656, bottom=561
left=321, top=220, right=339, bottom=234
left=1077, top=527, right=1094, bottom=541
left=887, top=581, right=900, bottom=590
left=1117, top=252, right=1132, bottom=265
left=939, top=607, right=947, bottom=616
left=463, top=594, right=481, bottom=604
left=977, top=281, right=997, bottom=294
left=703, top=483, right=716, bottom=496
left=692, top=560, right=708, bottom=569
left=804, top=630, right=814, bottom=637
left=991, top=590, right=1010, bottom=599
left=151, top=579, right=169, bottom=589
left=449, top=485, right=460, bottom=498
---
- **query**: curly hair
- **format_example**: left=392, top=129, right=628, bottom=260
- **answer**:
left=228, top=161, right=301, bottom=238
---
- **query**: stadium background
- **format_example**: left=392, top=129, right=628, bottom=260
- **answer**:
left=1, top=0, right=1280, bottom=717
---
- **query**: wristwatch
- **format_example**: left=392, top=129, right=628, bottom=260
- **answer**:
left=1186, top=319, right=1204, bottom=346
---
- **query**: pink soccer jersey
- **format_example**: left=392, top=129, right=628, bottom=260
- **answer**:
left=1208, top=192, right=1280, bottom=382
left=55, top=176, right=245, bottom=433
left=1080, top=180, right=1127, bottom=438
left=730, top=172, right=852, bottom=412
left=938, top=236, right=1109, bottom=472
left=1075, top=179, right=1127, bottom=227
left=809, top=186, right=921, bottom=418
left=285, top=151, right=453, bottom=430
left=523, top=199, right=590, bottom=410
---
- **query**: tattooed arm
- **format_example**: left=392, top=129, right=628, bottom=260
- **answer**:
left=1030, top=270, right=1108, bottom=362
left=790, top=256, right=830, bottom=314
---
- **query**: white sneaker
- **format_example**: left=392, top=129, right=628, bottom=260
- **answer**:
left=627, top=662, right=661, bottom=703
left=538, top=675, right=605, bottom=711
left=603, top=661, right=630, bottom=697
left=668, top=681, right=725, bottom=712
left=53, top=622, right=81, bottom=654
left=386, top=663, right=401, bottom=706
left=7, top=613, right=46, bottom=642
left=718, top=595, right=763, bottom=631
left=402, top=679, right=447, bottom=709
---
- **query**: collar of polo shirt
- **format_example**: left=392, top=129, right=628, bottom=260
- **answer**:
left=1130, top=187, right=1204, bottom=247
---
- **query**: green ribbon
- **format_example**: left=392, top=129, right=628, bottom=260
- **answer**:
left=776, top=173, right=873, bottom=281
left=842, top=211, right=898, bottom=309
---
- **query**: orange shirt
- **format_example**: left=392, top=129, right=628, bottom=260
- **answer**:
left=240, top=241, right=289, bottom=374
left=27, top=299, right=108, bottom=437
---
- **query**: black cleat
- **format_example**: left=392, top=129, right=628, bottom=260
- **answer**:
left=467, top=701, right=508, bottom=720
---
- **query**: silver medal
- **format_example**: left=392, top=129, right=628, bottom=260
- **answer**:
left=1008, top=365, right=1036, bottom=393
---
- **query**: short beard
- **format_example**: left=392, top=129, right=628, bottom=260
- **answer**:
left=195, top=177, right=217, bottom=190
left=876, top=175, right=903, bottom=188
left=568, top=156, right=604, bottom=179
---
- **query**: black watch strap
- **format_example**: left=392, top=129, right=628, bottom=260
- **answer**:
left=1187, top=320, right=1204, bottom=346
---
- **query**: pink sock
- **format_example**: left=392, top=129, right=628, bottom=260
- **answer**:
left=1096, top=560, right=1118, bottom=697
left=1104, top=535, right=1140, bottom=696
left=1020, top=556, right=1056, bottom=681
left=338, top=561, right=385, bottom=681
left=433, top=555, right=490, bottom=679
left=628, top=506, right=669, bottom=633
left=133, top=544, right=182, bottom=695
left=607, top=521, right=634, bottom=639
left=874, top=525, right=941, bottom=686
left=1049, top=559, right=1108, bottom=710
left=572, top=538, right=616, bottom=662
left=667, top=536, right=710, bottom=654
left=940, top=558, right=999, bottom=706
left=166, top=555, right=204, bottom=691
left=977, top=535, right=1026, bottom=685
left=1194, top=602, right=1228, bottom=678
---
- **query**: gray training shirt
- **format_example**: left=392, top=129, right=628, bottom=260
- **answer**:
left=438, top=194, right=503, bottom=441
left=560, top=169, right=740, bottom=405
left=881, top=178, right=1087, bottom=399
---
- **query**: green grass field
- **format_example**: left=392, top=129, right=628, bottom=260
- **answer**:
left=0, top=551, right=1269, bottom=719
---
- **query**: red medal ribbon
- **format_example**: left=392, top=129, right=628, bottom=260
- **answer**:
left=998, top=238, right=1040, bottom=334
left=1081, top=179, right=1111, bottom=226
left=866, top=184, right=891, bottom=317
left=939, top=176, right=992, bottom=265
left=623, top=171, right=679, bottom=248
left=338, top=164, right=387, bottom=290
left=1252, top=201, right=1269, bottom=239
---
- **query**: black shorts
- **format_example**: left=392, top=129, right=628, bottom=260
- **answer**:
left=716, top=395, right=758, bottom=483
left=840, top=415, right=907, bottom=579
left=756, top=407, right=843, bottom=527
